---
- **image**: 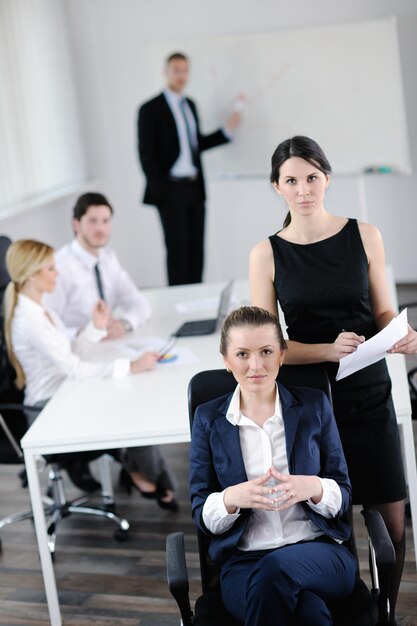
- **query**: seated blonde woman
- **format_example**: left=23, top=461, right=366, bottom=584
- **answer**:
left=3, top=239, right=178, bottom=510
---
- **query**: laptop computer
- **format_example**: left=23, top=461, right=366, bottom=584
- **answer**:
left=173, top=280, right=234, bottom=337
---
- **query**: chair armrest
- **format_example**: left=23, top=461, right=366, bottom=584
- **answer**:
left=408, top=367, right=417, bottom=395
left=0, top=403, right=41, bottom=462
left=0, top=402, right=41, bottom=415
left=361, top=509, right=395, bottom=623
left=166, top=532, right=193, bottom=626
left=361, top=509, right=395, bottom=569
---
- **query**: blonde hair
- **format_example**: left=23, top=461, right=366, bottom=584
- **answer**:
left=3, top=239, right=54, bottom=389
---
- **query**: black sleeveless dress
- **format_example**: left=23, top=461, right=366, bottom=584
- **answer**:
left=269, top=218, right=406, bottom=504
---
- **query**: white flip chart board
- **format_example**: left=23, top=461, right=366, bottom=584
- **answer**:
left=148, top=17, right=411, bottom=177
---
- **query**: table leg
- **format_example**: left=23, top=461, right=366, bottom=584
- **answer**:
left=24, top=450, right=62, bottom=625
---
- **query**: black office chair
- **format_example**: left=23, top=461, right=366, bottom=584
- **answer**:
left=0, top=234, right=129, bottom=556
left=166, top=365, right=396, bottom=626
left=399, top=302, right=417, bottom=420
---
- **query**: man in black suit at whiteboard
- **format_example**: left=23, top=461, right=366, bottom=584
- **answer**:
left=138, top=52, right=241, bottom=285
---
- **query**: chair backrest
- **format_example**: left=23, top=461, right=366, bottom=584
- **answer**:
left=0, top=235, right=27, bottom=462
left=188, top=365, right=332, bottom=430
left=0, top=235, right=12, bottom=303
left=187, top=364, right=332, bottom=594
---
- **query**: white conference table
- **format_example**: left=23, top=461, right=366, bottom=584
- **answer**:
left=21, top=281, right=240, bottom=626
left=21, top=280, right=417, bottom=625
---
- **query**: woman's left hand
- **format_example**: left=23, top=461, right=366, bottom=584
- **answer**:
left=268, top=467, right=323, bottom=511
left=387, top=324, right=417, bottom=355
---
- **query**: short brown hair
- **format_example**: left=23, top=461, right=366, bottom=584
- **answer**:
left=220, top=306, right=287, bottom=355
left=166, top=51, right=188, bottom=65
left=73, top=192, right=113, bottom=221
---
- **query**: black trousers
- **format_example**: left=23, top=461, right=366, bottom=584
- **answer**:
left=157, top=180, right=205, bottom=286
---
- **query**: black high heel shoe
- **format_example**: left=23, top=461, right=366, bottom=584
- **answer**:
left=119, top=468, right=179, bottom=511
left=157, top=495, right=179, bottom=512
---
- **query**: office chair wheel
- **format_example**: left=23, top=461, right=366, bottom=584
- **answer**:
left=114, top=528, right=129, bottom=542
left=18, top=468, right=28, bottom=488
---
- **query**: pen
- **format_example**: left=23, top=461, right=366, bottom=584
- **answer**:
left=157, top=336, right=177, bottom=361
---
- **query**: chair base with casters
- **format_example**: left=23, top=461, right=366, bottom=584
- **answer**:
left=43, top=462, right=130, bottom=557
left=167, top=507, right=394, bottom=626
left=0, top=405, right=130, bottom=556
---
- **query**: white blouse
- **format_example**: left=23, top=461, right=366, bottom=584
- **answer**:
left=11, top=293, right=130, bottom=405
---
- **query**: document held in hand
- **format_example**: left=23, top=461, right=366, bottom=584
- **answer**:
left=336, top=309, right=408, bottom=381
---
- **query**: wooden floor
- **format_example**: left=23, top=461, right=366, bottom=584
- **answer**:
left=0, top=432, right=416, bottom=626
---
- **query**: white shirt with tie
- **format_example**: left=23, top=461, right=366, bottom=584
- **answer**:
left=163, top=88, right=199, bottom=179
left=44, top=239, right=151, bottom=336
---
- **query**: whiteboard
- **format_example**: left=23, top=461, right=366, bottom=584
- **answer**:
left=148, top=17, right=411, bottom=177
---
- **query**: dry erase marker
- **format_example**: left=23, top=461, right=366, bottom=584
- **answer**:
left=233, top=94, right=246, bottom=112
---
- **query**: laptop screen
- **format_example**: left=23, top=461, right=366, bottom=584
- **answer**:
left=215, top=280, right=234, bottom=329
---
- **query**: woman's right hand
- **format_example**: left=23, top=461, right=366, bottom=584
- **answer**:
left=327, top=331, right=365, bottom=362
left=130, top=351, right=160, bottom=374
left=223, top=472, right=278, bottom=514
left=92, top=299, right=111, bottom=330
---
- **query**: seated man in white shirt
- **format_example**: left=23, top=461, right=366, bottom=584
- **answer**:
left=44, top=192, right=151, bottom=339
left=44, top=194, right=177, bottom=507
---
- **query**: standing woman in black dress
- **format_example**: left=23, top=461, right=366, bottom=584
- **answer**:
left=249, top=136, right=417, bottom=624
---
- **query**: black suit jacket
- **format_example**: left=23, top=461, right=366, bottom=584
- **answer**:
left=138, top=93, right=229, bottom=205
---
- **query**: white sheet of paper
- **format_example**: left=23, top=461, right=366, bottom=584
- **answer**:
left=156, top=346, right=199, bottom=368
left=336, top=309, right=408, bottom=381
left=119, top=336, right=166, bottom=357
left=117, top=336, right=198, bottom=367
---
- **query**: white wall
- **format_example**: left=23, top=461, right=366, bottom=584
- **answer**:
left=2, top=0, right=417, bottom=286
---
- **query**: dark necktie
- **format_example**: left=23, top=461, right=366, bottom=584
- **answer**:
left=179, top=98, right=198, bottom=164
left=94, top=263, right=106, bottom=301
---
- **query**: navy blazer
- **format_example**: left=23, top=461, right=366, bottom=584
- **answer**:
left=190, top=382, right=352, bottom=564
left=138, top=93, right=229, bottom=205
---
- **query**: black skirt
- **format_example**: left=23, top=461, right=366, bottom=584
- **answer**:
left=326, top=359, right=406, bottom=505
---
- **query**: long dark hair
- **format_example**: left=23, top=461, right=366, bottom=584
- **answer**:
left=270, top=136, right=332, bottom=227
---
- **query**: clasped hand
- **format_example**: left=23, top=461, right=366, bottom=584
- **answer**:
left=223, top=467, right=323, bottom=514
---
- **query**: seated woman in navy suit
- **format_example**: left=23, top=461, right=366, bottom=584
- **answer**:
left=190, top=306, right=357, bottom=626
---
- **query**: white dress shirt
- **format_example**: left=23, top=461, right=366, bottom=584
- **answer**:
left=202, top=385, right=342, bottom=551
left=43, top=240, right=151, bottom=335
left=164, top=88, right=199, bottom=178
left=12, top=293, right=130, bottom=405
